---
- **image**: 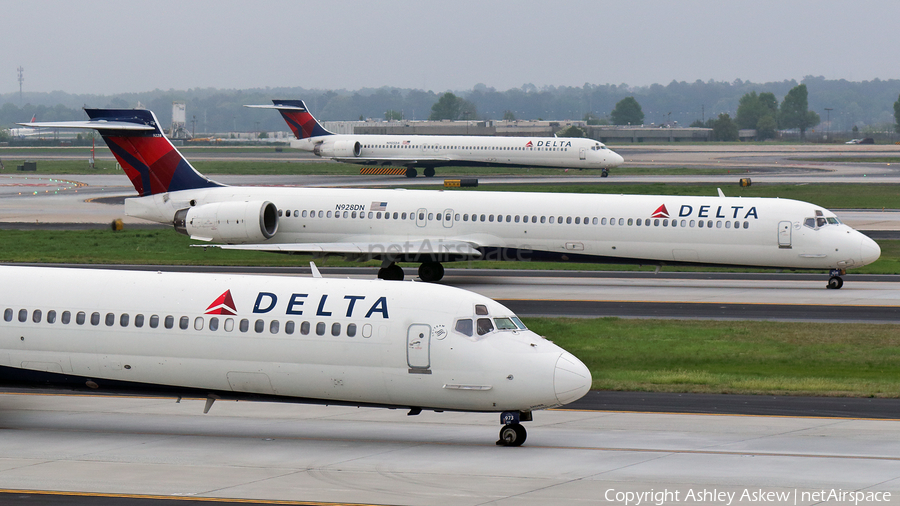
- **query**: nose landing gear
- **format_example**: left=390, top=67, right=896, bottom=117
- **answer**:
left=496, top=411, right=531, bottom=447
left=827, top=269, right=845, bottom=289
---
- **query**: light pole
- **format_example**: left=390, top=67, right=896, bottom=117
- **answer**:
left=824, top=108, right=833, bottom=141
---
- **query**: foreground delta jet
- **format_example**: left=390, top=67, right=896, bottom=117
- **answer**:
left=22, top=109, right=880, bottom=288
left=0, top=264, right=590, bottom=446
left=246, top=100, right=624, bottom=177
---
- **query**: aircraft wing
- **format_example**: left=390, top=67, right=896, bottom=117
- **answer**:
left=17, top=120, right=155, bottom=131
left=195, top=239, right=482, bottom=258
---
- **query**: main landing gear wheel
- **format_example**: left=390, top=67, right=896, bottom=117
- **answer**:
left=496, top=423, right=527, bottom=447
left=417, top=261, right=445, bottom=282
left=424, top=167, right=436, bottom=177
left=377, top=263, right=404, bottom=281
left=827, top=276, right=844, bottom=289
left=405, top=167, right=418, bottom=178
left=601, top=168, right=609, bottom=177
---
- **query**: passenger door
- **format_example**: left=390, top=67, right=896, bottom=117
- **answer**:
left=407, top=324, right=431, bottom=372
left=579, top=147, right=586, bottom=160
left=416, top=208, right=427, bottom=228
left=442, top=208, right=454, bottom=228
left=778, top=221, right=792, bottom=248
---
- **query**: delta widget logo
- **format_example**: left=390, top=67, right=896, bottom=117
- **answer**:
left=651, top=204, right=669, bottom=218
left=206, top=289, right=237, bottom=315
left=525, top=141, right=533, bottom=148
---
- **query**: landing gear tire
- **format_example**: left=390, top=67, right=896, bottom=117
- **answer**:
left=424, top=167, right=435, bottom=178
left=377, top=263, right=404, bottom=281
left=496, top=423, right=527, bottom=447
left=405, top=167, right=418, bottom=178
left=601, top=168, right=609, bottom=178
left=827, top=276, right=844, bottom=289
left=417, top=261, right=445, bottom=282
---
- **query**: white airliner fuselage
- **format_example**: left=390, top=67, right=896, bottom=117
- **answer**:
left=0, top=265, right=590, bottom=445
left=248, top=100, right=624, bottom=177
left=23, top=108, right=881, bottom=288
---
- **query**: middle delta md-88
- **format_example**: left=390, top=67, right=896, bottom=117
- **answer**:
left=23, top=109, right=879, bottom=289
left=0, top=264, right=590, bottom=447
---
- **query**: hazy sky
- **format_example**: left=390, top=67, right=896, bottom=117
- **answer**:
left=4, top=0, right=899, bottom=95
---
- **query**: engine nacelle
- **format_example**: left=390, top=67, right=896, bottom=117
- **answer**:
left=315, top=140, right=361, bottom=158
left=174, top=201, right=278, bottom=243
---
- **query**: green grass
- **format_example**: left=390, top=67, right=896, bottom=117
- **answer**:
left=528, top=317, right=900, bottom=397
left=0, top=229, right=897, bottom=274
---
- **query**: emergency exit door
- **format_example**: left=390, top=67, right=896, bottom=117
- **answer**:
left=407, top=324, right=431, bottom=372
left=778, top=221, right=792, bottom=248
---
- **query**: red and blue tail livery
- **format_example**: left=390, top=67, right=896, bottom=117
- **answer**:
left=258, top=99, right=333, bottom=139
left=82, top=109, right=221, bottom=196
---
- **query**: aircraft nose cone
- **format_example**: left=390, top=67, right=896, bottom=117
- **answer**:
left=554, top=351, right=592, bottom=405
left=610, top=150, right=625, bottom=167
left=860, top=236, right=881, bottom=266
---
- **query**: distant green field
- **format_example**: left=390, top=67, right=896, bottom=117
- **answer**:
left=531, top=317, right=900, bottom=397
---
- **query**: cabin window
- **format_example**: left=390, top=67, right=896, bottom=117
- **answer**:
left=285, top=321, right=294, bottom=334
left=419, top=212, right=425, bottom=220
left=377, top=212, right=382, bottom=219
left=302, top=210, right=308, bottom=218
left=332, top=322, right=341, bottom=336
left=294, top=210, right=299, bottom=218
left=476, top=318, right=494, bottom=336
left=707, top=220, right=713, bottom=228
left=91, top=312, right=101, bottom=326
left=18, top=309, right=27, bottom=322
left=716, top=221, right=722, bottom=228
left=627, top=218, right=633, bottom=226
left=743, top=221, right=749, bottom=229
left=636, top=218, right=642, bottom=226
left=566, top=217, right=572, bottom=224
left=33, top=309, right=42, bottom=323
left=278, top=210, right=283, bottom=217
left=62, top=311, right=71, bottom=324
left=540, top=216, right=546, bottom=224
left=698, top=220, right=704, bottom=228
left=550, top=216, right=556, bottom=224
left=239, top=319, right=249, bottom=332
left=682, top=220, right=687, bottom=227
left=254, top=319, right=264, bottom=333
left=594, top=218, right=600, bottom=225
left=300, top=321, right=310, bottom=335
left=494, top=317, right=517, bottom=330
left=351, top=211, right=357, bottom=219
left=617, top=218, right=624, bottom=226
left=506, top=215, right=512, bottom=223
left=532, top=216, right=538, bottom=223
left=463, top=214, right=469, bottom=221
left=654, top=219, right=659, bottom=226
left=47, top=310, right=56, bottom=324
left=475, top=304, right=489, bottom=315
left=343, top=211, right=348, bottom=218
left=270, top=320, right=279, bottom=334
left=326, top=211, right=333, bottom=218
left=318, top=211, right=324, bottom=218
left=671, top=220, right=677, bottom=228
left=401, top=212, right=407, bottom=220
left=455, top=318, right=473, bottom=337
left=209, top=317, right=218, bottom=331
left=558, top=216, right=563, bottom=223
left=690, top=220, right=696, bottom=227
left=428, top=213, right=434, bottom=220
left=77, top=311, right=86, bottom=325
left=224, top=318, right=234, bottom=332
left=149, top=314, right=159, bottom=328
left=347, top=323, right=357, bottom=337
left=489, top=215, right=494, bottom=222
left=363, top=323, right=373, bottom=338
left=316, top=322, right=326, bottom=336
left=575, top=217, right=581, bottom=224
left=104, top=312, right=114, bottom=326
left=194, top=317, right=204, bottom=331
left=394, top=212, right=400, bottom=219
left=120, top=314, right=129, bottom=327
left=663, top=219, right=669, bottom=227
left=368, top=212, right=374, bottom=219
left=180, top=316, right=189, bottom=330
left=4, top=308, right=13, bottom=322
left=725, top=221, right=732, bottom=229
left=480, top=214, right=486, bottom=222
left=733, top=221, right=739, bottom=229
left=436, top=213, right=441, bottom=221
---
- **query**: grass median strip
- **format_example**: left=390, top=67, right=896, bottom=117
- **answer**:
left=527, top=317, right=900, bottom=397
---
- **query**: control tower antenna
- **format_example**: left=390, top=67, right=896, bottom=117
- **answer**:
left=17, top=66, right=24, bottom=104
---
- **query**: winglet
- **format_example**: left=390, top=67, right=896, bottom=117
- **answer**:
left=717, top=188, right=726, bottom=198
left=310, top=261, right=322, bottom=278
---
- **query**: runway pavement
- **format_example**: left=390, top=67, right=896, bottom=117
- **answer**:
left=1, top=393, right=899, bottom=506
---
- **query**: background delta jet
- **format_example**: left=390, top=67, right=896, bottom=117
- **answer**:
left=246, top=100, right=624, bottom=178
left=22, top=109, right=879, bottom=289
left=0, top=264, right=590, bottom=446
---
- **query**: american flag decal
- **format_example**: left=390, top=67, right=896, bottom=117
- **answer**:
left=370, top=201, right=388, bottom=211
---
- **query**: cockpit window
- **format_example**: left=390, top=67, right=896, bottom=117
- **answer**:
left=475, top=304, right=489, bottom=315
left=804, top=218, right=816, bottom=229
left=493, top=317, right=518, bottom=330
left=511, top=317, right=527, bottom=330
left=826, top=217, right=840, bottom=225
left=455, top=318, right=473, bottom=337
left=476, top=318, right=494, bottom=336
left=816, top=217, right=826, bottom=228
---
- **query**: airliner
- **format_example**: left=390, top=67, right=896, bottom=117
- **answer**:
left=7, top=115, right=41, bottom=138
left=22, top=109, right=880, bottom=289
left=246, top=100, right=625, bottom=177
left=0, top=264, right=590, bottom=446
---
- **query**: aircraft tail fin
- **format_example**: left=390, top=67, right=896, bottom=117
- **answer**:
left=21, top=109, right=222, bottom=197
left=244, top=99, right=333, bottom=139
left=30, top=114, right=36, bottom=122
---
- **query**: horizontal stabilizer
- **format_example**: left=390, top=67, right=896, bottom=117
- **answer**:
left=17, top=120, right=155, bottom=131
left=243, top=104, right=306, bottom=111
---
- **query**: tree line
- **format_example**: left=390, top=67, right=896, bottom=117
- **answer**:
left=1, top=77, right=899, bottom=137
